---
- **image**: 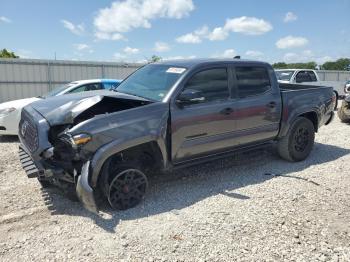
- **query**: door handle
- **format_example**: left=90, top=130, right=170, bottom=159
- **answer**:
left=266, top=102, right=276, bottom=108
left=220, top=107, right=234, bottom=115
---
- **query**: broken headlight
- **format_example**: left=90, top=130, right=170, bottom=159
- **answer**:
left=71, top=133, right=92, bottom=146
left=53, top=133, right=92, bottom=161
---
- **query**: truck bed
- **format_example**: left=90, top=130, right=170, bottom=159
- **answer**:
left=278, top=83, right=334, bottom=138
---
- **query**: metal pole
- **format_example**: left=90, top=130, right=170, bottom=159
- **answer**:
left=101, top=64, right=105, bottom=78
left=47, top=61, right=52, bottom=91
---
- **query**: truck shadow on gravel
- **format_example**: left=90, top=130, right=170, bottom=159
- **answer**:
left=40, top=142, right=350, bottom=233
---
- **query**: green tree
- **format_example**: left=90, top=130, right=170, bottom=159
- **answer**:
left=272, top=62, right=317, bottom=70
left=321, top=58, right=350, bottom=70
left=150, top=55, right=162, bottom=63
left=0, top=48, right=19, bottom=58
left=272, top=62, right=288, bottom=69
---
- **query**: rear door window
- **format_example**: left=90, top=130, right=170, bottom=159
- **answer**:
left=235, top=66, right=271, bottom=98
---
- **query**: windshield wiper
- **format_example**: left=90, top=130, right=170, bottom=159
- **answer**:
left=116, top=91, right=155, bottom=102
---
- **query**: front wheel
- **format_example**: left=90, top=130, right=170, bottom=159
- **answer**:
left=106, top=164, right=148, bottom=210
left=277, top=117, right=315, bottom=162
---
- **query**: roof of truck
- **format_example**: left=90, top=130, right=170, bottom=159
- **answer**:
left=154, top=58, right=270, bottom=68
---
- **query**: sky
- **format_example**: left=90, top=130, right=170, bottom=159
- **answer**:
left=1, top=0, right=350, bottom=64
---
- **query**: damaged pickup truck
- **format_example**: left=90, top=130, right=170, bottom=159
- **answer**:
left=18, top=59, right=336, bottom=212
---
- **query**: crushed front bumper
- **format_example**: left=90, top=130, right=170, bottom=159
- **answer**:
left=76, top=161, right=98, bottom=213
left=19, top=145, right=98, bottom=213
left=18, top=147, right=44, bottom=178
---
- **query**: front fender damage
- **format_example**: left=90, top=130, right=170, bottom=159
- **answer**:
left=76, top=161, right=98, bottom=213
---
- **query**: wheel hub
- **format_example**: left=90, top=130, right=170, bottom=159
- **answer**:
left=108, top=169, right=148, bottom=210
left=294, top=127, right=309, bottom=152
left=122, top=184, right=130, bottom=194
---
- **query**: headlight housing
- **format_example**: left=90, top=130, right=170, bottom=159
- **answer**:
left=71, top=133, right=92, bottom=146
left=0, top=107, right=16, bottom=117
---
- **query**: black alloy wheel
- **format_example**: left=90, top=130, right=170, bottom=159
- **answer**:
left=293, top=127, right=310, bottom=152
left=108, top=168, right=148, bottom=210
left=277, top=117, right=315, bottom=162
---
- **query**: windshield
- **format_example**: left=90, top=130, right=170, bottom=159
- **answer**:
left=275, top=70, right=295, bottom=81
left=44, top=83, right=75, bottom=98
left=116, top=64, right=187, bottom=101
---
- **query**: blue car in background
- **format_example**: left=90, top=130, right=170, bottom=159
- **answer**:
left=44, top=79, right=122, bottom=97
left=0, top=78, right=122, bottom=135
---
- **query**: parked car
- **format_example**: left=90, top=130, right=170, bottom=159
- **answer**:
left=275, top=69, right=320, bottom=84
left=337, top=96, right=350, bottom=122
left=0, top=79, right=122, bottom=135
left=275, top=69, right=343, bottom=108
left=18, top=59, right=335, bottom=212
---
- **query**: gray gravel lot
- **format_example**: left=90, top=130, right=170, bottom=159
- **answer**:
left=0, top=110, right=349, bottom=261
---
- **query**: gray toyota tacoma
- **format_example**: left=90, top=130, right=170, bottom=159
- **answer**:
left=18, top=59, right=336, bottom=212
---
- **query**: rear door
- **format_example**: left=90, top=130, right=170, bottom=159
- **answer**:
left=171, top=66, right=238, bottom=163
left=231, top=65, right=282, bottom=145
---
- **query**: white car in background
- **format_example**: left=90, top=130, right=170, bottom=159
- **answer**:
left=275, top=69, right=319, bottom=84
left=0, top=79, right=122, bottom=136
left=275, top=69, right=345, bottom=99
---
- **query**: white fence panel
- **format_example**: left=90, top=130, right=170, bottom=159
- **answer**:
left=0, top=58, right=141, bottom=102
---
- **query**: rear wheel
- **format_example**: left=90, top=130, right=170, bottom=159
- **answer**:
left=277, top=117, right=315, bottom=162
left=106, top=164, right=148, bottom=210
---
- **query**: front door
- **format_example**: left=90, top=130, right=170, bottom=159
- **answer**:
left=171, top=67, right=238, bottom=163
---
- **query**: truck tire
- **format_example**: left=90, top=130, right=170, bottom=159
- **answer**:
left=337, top=101, right=350, bottom=123
left=277, top=117, right=315, bottom=162
left=105, top=163, right=148, bottom=210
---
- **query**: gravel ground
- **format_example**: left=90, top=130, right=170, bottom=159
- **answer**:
left=0, top=110, right=349, bottom=261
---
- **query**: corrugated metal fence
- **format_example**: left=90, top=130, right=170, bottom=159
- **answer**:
left=0, top=58, right=141, bottom=103
left=317, top=70, right=350, bottom=82
left=1, top=59, right=350, bottom=103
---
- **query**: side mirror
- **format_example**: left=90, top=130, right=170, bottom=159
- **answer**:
left=176, top=89, right=205, bottom=106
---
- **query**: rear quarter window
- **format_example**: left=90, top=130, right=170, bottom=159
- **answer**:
left=308, top=71, right=317, bottom=81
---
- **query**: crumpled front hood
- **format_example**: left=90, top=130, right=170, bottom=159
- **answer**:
left=27, top=90, right=150, bottom=126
